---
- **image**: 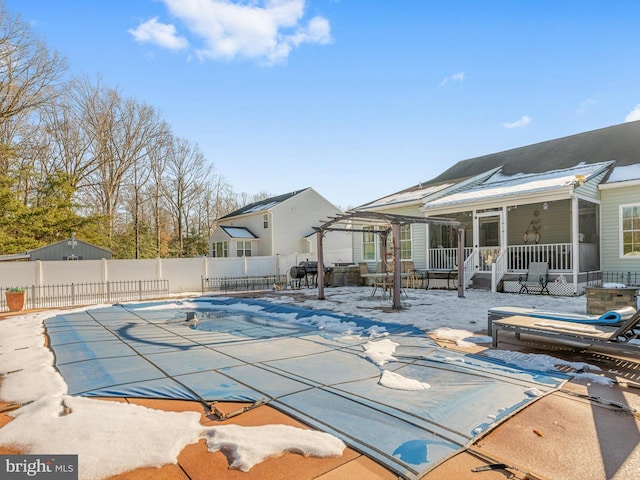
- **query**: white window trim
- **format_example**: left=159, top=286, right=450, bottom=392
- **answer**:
left=236, top=240, right=252, bottom=257
left=212, top=241, right=228, bottom=257
left=619, top=203, right=640, bottom=259
left=362, top=226, right=378, bottom=261
left=399, top=224, right=413, bottom=261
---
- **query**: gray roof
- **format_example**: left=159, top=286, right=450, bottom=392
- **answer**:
left=220, top=188, right=310, bottom=220
left=426, top=120, right=640, bottom=186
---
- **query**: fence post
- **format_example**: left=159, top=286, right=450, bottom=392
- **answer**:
left=139, top=280, right=143, bottom=300
left=71, top=283, right=75, bottom=305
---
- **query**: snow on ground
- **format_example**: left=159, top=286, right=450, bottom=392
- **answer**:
left=0, top=287, right=627, bottom=479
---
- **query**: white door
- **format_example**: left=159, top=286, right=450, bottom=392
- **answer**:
left=473, top=211, right=504, bottom=271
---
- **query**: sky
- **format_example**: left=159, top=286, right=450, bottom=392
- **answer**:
left=5, top=0, right=640, bottom=209
left=1, top=287, right=626, bottom=479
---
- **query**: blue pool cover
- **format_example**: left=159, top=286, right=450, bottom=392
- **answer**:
left=44, top=297, right=567, bottom=479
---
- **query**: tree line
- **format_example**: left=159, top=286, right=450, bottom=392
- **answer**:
left=0, top=2, right=268, bottom=259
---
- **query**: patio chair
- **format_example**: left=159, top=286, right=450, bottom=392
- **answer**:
left=358, top=262, right=372, bottom=286
left=518, top=262, right=549, bottom=294
left=492, top=309, right=640, bottom=352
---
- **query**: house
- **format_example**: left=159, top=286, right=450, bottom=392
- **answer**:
left=27, top=234, right=112, bottom=261
left=352, top=120, right=640, bottom=295
left=208, top=188, right=351, bottom=263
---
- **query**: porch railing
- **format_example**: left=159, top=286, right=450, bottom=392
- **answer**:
left=429, top=247, right=473, bottom=270
left=462, top=253, right=476, bottom=289
left=491, top=250, right=508, bottom=292
left=429, top=243, right=575, bottom=277
left=507, top=243, right=572, bottom=271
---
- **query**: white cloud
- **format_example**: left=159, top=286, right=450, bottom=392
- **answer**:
left=146, top=0, right=332, bottom=65
left=502, top=115, right=531, bottom=128
left=576, top=98, right=598, bottom=115
left=439, top=71, right=465, bottom=86
left=128, top=17, right=188, bottom=51
left=625, top=104, right=640, bottom=122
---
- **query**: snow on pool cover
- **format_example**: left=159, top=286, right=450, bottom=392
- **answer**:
left=44, top=297, right=568, bottom=479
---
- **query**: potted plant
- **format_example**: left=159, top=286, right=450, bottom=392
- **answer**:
left=5, top=287, right=26, bottom=312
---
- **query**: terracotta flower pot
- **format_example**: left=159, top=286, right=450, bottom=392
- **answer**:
left=6, top=291, right=26, bottom=312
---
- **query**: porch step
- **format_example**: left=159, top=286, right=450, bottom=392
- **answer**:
left=470, top=273, right=492, bottom=291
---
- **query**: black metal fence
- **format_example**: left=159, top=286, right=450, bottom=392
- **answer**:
left=202, top=275, right=289, bottom=293
left=586, top=271, right=640, bottom=288
left=1, top=279, right=170, bottom=312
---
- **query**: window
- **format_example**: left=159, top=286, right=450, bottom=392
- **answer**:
left=263, top=213, right=269, bottom=229
left=399, top=224, right=412, bottom=260
left=237, top=241, right=252, bottom=257
left=621, top=204, right=640, bottom=257
left=362, top=227, right=376, bottom=260
left=212, top=241, right=228, bottom=257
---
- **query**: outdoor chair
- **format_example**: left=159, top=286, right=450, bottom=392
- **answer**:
left=358, top=262, right=372, bottom=286
left=518, top=262, right=550, bottom=294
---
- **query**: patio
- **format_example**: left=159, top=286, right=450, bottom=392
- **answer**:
left=1, top=287, right=639, bottom=480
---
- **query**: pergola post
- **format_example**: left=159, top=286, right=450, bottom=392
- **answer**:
left=457, top=226, right=465, bottom=298
left=391, top=222, right=401, bottom=309
left=316, top=229, right=325, bottom=300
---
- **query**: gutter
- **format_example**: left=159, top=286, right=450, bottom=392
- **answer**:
left=599, top=179, right=640, bottom=190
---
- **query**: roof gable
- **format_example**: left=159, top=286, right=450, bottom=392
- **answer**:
left=28, top=238, right=111, bottom=255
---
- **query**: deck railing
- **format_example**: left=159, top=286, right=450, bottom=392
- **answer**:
left=1, top=279, right=170, bottom=312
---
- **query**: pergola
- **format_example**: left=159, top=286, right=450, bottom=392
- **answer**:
left=313, top=210, right=465, bottom=310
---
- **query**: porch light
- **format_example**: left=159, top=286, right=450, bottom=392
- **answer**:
left=543, top=202, right=549, bottom=210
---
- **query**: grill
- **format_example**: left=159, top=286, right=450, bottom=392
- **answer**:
left=289, top=261, right=331, bottom=288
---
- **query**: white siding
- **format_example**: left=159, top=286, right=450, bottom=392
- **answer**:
left=575, top=171, right=607, bottom=201
left=213, top=188, right=350, bottom=260
left=600, top=184, right=640, bottom=273
left=271, top=188, right=344, bottom=257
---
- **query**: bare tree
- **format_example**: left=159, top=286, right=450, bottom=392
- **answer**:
left=162, top=138, right=211, bottom=257
left=76, top=78, right=167, bottom=246
left=0, top=3, right=67, bottom=124
left=147, top=133, right=173, bottom=256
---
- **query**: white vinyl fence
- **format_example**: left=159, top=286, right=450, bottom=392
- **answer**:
left=0, top=251, right=352, bottom=311
left=6, top=253, right=359, bottom=292
left=0, top=255, right=331, bottom=293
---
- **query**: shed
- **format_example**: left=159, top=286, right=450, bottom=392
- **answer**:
left=28, top=235, right=112, bottom=261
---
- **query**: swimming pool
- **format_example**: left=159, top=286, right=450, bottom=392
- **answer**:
left=44, top=297, right=567, bottom=479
